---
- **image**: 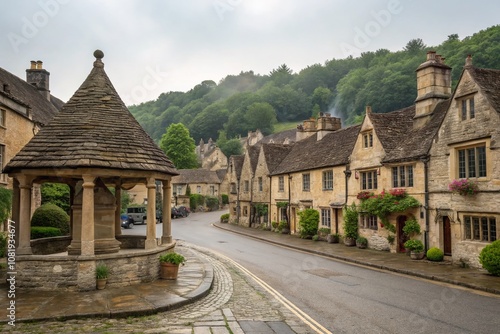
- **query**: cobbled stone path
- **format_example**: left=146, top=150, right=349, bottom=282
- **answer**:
left=1, top=242, right=313, bottom=333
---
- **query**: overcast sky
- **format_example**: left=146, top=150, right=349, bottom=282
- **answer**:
left=1, top=0, right=499, bottom=106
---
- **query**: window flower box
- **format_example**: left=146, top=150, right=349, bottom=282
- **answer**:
left=448, top=179, right=479, bottom=196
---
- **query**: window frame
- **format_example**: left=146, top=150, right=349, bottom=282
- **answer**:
left=456, top=143, right=487, bottom=179
left=244, top=180, right=249, bottom=192
left=361, top=170, right=378, bottom=190
left=321, top=208, right=331, bottom=228
left=278, top=176, right=284, bottom=192
left=0, top=109, right=5, bottom=127
left=302, top=173, right=310, bottom=192
left=460, top=95, right=475, bottom=121
left=362, top=131, right=373, bottom=148
left=258, top=177, right=263, bottom=192
left=360, top=214, right=378, bottom=230
left=392, top=165, right=414, bottom=188
left=322, top=170, right=333, bottom=190
left=463, top=215, right=497, bottom=242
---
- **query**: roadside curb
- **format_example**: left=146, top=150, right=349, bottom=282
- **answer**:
left=213, top=223, right=500, bottom=295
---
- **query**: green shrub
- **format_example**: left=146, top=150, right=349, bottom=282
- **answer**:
left=220, top=213, right=230, bottom=220
left=95, top=262, right=110, bottom=279
left=31, top=203, right=70, bottom=235
left=0, top=188, right=12, bottom=225
left=298, top=209, right=319, bottom=239
left=404, top=239, right=424, bottom=252
left=31, top=226, right=62, bottom=239
left=278, top=220, right=288, bottom=232
left=356, top=236, right=368, bottom=245
left=426, top=247, right=444, bottom=261
left=189, top=194, right=205, bottom=210
left=221, top=194, right=229, bottom=205
left=159, top=252, right=186, bottom=265
left=343, top=203, right=358, bottom=239
left=479, top=240, right=500, bottom=276
left=0, top=232, right=7, bottom=258
left=205, top=196, right=219, bottom=211
left=402, top=218, right=421, bottom=237
left=312, top=235, right=319, bottom=241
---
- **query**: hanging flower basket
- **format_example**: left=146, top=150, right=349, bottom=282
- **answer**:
left=448, top=179, right=479, bottom=196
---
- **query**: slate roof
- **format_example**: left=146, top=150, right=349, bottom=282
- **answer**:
left=171, top=169, right=222, bottom=184
left=381, top=100, right=450, bottom=163
left=271, top=125, right=360, bottom=175
left=4, top=51, right=177, bottom=175
left=261, top=143, right=293, bottom=174
left=467, top=66, right=500, bottom=113
left=215, top=168, right=227, bottom=182
left=231, top=155, right=245, bottom=179
left=247, top=144, right=261, bottom=174
left=0, top=66, right=60, bottom=125
left=260, top=128, right=297, bottom=144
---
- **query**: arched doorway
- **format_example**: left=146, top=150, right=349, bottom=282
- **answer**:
left=397, top=215, right=409, bottom=252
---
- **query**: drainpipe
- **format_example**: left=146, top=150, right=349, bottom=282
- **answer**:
left=422, top=156, right=430, bottom=251
left=236, top=176, right=241, bottom=224
left=287, top=173, right=292, bottom=232
left=268, top=175, right=272, bottom=228
left=250, top=175, right=254, bottom=227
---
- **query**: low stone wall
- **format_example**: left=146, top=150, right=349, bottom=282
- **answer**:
left=15, top=243, right=175, bottom=291
left=31, top=236, right=72, bottom=255
left=452, top=241, right=486, bottom=269
left=116, top=235, right=146, bottom=249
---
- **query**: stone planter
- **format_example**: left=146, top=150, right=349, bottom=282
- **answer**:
left=160, top=262, right=180, bottom=280
left=344, top=237, right=356, bottom=247
left=327, top=234, right=339, bottom=244
left=356, top=242, right=367, bottom=249
left=410, top=251, right=425, bottom=260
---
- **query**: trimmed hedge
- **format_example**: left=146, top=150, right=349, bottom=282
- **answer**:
left=479, top=240, right=500, bottom=276
left=205, top=196, right=219, bottom=211
left=31, top=226, right=63, bottom=239
left=426, top=247, right=444, bottom=261
left=31, top=203, right=70, bottom=235
left=298, top=208, right=319, bottom=239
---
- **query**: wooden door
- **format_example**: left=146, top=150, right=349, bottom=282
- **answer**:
left=443, top=216, right=452, bottom=256
left=397, top=216, right=408, bottom=252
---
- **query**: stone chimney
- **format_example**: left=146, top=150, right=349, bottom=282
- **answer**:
left=316, top=113, right=341, bottom=140
left=26, top=60, right=51, bottom=101
left=465, top=54, right=473, bottom=67
left=414, top=51, right=452, bottom=128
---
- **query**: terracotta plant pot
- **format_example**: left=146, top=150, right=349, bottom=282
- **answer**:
left=96, top=278, right=107, bottom=290
left=160, top=262, right=180, bottom=280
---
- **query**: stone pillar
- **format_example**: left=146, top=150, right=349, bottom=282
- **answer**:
left=81, top=175, right=95, bottom=256
left=17, top=175, right=34, bottom=255
left=145, top=177, right=157, bottom=249
left=11, top=179, right=20, bottom=246
left=162, top=180, right=172, bottom=244
left=114, top=184, right=122, bottom=236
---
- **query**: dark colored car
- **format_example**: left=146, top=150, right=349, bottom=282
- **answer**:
left=121, top=214, right=134, bottom=229
left=171, top=206, right=190, bottom=219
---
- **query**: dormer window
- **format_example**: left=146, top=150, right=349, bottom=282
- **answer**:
left=363, top=131, right=373, bottom=148
left=460, top=95, right=475, bottom=121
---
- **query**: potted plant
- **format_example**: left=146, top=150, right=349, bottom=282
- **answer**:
left=404, top=239, right=425, bottom=260
left=343, top=203, right=358, bottom=246
left=95, top=262, right=110, bottom=290
left=356, top=236, right=368, bottom=249
left=159, top=252, right=186, bottom=280
left=327, top=233, right=340, bottom=244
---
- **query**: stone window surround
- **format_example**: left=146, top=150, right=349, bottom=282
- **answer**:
left=0, top=108, right=6, bottom=127
left=362, top=130, right=373, bottom=148
left=258, top=177, right=263, bottom=192
left=321, top=208, right=331, bottom=228
left=391, top=164, right=414, bottom=188
left=322, top=170, right=333, bottom=190
left=360, top=214, right=378, bottom=230
left=462, top=213, right=497, bottom=242
left=302, top=173, right=310, bottom=192
left=360, top=170, right=378, bottom=190
left=448, top=137, right=491, bottom=180
left=456, top=92, right=476, bottom=121
left=278, top=176, right=285, bottom=192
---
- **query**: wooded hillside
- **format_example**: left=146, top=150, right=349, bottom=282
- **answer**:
left=129, top=25, right=500, bottom=144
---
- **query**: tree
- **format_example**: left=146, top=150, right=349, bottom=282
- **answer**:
left=404, top=38, right=426, bottom=54
left=269, top=64, right=294, bottom=86
left=188, top=103, right=229, bottom=143
left=41, top=183, right=70, bottom=213
left=159, top=123, right=198, bottom=169
left=244, top=102, right=277, bottom=135
left=311, top=86, right=333, bottom=112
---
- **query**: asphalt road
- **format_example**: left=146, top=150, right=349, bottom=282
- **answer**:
left=122, top=210, right=500, bottom=334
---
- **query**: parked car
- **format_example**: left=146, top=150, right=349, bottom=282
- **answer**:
left=121, top=214, right=134, bottom=229
left=126, top=206, right=147, bottom=224
left=171, top=206, right=190, bottom=219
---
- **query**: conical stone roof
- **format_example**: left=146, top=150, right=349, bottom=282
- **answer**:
left=4, top=50, right=178, bottom=175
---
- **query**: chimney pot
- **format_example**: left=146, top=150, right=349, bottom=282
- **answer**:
left=36, top=60, right=43, bottom=69
left=30, top=61, right=37, bottom=69
left=436, top=55, right=442, bottom=63
left=426, top=51, right=436, bottom=61
left=366, top=105, right=372, bottom=114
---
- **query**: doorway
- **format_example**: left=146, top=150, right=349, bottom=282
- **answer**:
left=443, top=216, right=452, bottom=256
left=397, top=215, right=409, bottom=252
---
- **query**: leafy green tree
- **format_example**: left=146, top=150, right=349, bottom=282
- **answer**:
left=244, top=102, right=277, bottom=135
left=311, top=86, right=333, bottom=112
left=189, top=103, right=229, bottom=142
left=404, top=38, right=426, bottom=54
left=269, top=64, right=294, bottom=87
left=41, top=183, right=70, bottom=213
left=159, top=123, right=198, bottom=169
left=0, top=187, right=12, bottom=225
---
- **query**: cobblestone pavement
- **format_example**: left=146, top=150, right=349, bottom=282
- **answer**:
left=1, top=242, right=314, bottom=334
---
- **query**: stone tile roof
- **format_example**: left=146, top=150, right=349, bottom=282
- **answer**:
left=0, top=67, right=60, bottom=125
left=171, top=169, right=222, bottom=184
left=231, top=155, right=245, bottom=179
left=247, top=144, right=261, bottom=174
left=261, top=143, right=293, bottom=174
left=260, top=128, right=297, bottom=144
left=369, top=106, right=415, bottom=154
left=271, top=125, right=360, bottom=175
left=467, top=66, right=500, bottom=113
left=215, top=168, right=227, bottom=182
left=382, top=100, right=450, bottom=163
left=4, top=51, right=177, bottom=175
